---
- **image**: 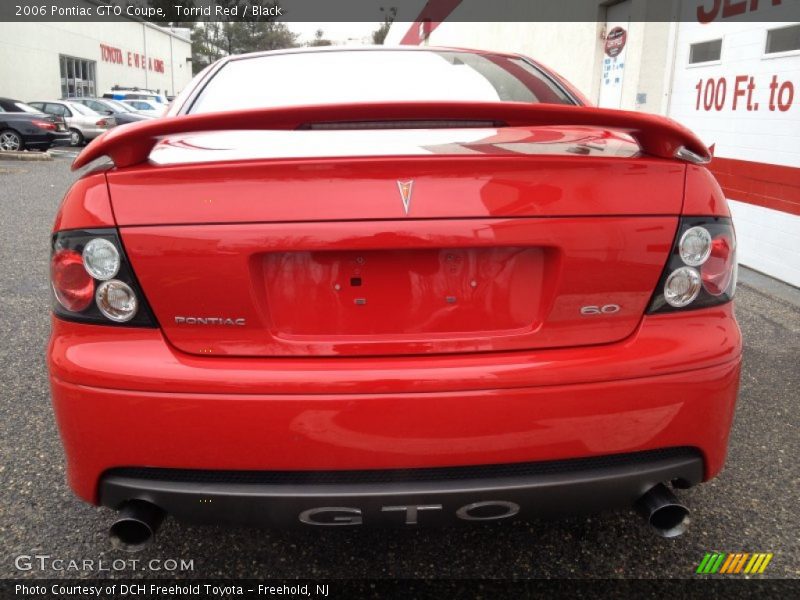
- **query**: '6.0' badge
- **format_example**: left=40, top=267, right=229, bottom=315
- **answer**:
left=580, top=304, right=621, bottom=315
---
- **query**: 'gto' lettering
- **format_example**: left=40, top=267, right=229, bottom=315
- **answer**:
left=174, top=316, right=246, bottom=326
left=299, top=501, right=520, bottom=525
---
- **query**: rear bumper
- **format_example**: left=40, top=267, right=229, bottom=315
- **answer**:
left=25, top=131, right=70, bottom=148
left=81, top=127, right=107, bottom=140
left=100, top=448, right=703, bottom=527
left=48, top=305, right=742, bottom=508
left=50, top=132, right=72, bottom=146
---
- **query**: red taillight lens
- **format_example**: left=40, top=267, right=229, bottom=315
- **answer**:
left=50, top=249, right=94, bottom=312
left=31, top=119, right=56, bottom=131
left=96, top=118, right=109, bottom=127
left=702, top=234, right=735, bottom=296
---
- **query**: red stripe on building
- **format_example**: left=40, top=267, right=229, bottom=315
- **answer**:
left=709, top=157, right=800, bottom=216
left=399, top=0, right=464, bottom=45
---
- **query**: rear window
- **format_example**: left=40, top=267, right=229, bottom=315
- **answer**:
left=70, top=103, right=96, bottom=115
left=13, top=102, right=42, bottom=114
left=0, top=99, right=40, bottom=113
left=106, top=99, right=134, bottom=112
left=189, top=49, right=575, bottom=114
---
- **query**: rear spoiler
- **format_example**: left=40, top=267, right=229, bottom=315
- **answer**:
left=72, top=101, right=711, bottom=170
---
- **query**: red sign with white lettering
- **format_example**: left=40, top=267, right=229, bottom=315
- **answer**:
left=604, top=27, right=627, bottom=58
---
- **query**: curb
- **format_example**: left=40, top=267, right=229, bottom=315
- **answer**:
left=0, top=150, right=53, bottom=162
left=738, top=266, right=800, bottom=309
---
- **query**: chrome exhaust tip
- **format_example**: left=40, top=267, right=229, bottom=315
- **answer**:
left=109, top=500, right=165, bottom=552
left=635, top=483, right=690, bottom=538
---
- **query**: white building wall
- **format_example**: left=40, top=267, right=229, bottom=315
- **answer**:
left=727, top=201, right=800, bottom=287
left=667, top=20, right=800, bottom=287
left=0, top=20, right=192, bottom=101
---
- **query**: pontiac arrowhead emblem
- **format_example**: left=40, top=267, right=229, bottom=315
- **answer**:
left=396, top=180, right=414, bottom=215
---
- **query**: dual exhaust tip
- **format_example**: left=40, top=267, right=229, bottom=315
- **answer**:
left=109, top=500, right=165, bottom=552
left=635, top=483, right=690, bottom=538
left=108, top=483, right=689, bottom=549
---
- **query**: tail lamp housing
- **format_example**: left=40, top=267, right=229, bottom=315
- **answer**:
left=648, top=217, right=737, bottom=314
left=50, top=229, right=155, bottom=327
left=32, top=119, right=56, bottom=131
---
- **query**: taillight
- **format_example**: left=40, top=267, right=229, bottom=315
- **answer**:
left=32, top=119, right=56, bottom=131
left=96, top=118, right=110, bottom=127
left=51, top=250, right=93, bottom=312
left=50, top=229, right=155, bottom=327
left=647, top=217, right=737, bottom=313
left=701, top=233, right=736, bottom=296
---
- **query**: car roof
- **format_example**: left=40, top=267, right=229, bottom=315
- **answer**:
left=0, top=97, right=41, bottom=111
left=221, top=45, right=524, bottom=65
left=33, top=99, right=87, bottom=108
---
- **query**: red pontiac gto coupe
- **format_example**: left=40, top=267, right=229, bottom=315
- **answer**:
left=47, top=47, right=741, bottom=549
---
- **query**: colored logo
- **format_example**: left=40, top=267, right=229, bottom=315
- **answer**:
left=396, top=180, right=414, bottom=215
left=604, top=27, right=627, bottom=58
left=696, top=552, right=773, bottom=574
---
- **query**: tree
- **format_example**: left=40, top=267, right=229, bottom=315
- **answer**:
left=190, top=23, right=226, bottom=73
left=372, top=7, right=397, bottom=45
left=187, top=2, right=299, bottom=74
left=308, top=29, right=333, bottom=47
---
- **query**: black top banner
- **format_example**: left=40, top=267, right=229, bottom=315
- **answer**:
left=1, top=0, right=800, bottom=23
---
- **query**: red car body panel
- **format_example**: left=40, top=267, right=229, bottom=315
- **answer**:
left=49, top=310, right=740, bottom=504
left=52, top=172, right=115, bottom=231
left=48, top=48, right=741, bottom=528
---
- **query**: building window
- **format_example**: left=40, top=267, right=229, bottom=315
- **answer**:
left=766, top=24, right=800, bottom=54
left=60, top=55, right=97, bottom=98
left=689, top=39, right=722, bottom=64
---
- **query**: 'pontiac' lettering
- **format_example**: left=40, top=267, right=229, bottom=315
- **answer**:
left=174, top=316, right=246, bottom=326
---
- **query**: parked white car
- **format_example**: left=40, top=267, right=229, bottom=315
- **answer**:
left=28, top=100, right=114, bottom=146
left=121, top=99, right=166, bottom=117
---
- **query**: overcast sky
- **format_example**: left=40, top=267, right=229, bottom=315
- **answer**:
left=288, top=21, right=380, bottom=44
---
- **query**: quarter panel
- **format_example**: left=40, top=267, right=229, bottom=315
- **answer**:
left=52, top=172, right=115, bottom=231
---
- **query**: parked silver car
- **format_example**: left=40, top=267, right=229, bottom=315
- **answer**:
left=28, top=100, right=114, bottom=146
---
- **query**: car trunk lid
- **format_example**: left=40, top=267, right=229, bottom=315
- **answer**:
left=108, top=125, right=683, bottom=357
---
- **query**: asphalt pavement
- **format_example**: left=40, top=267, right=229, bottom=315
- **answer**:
left=1, top=156, right=798, bottom=580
